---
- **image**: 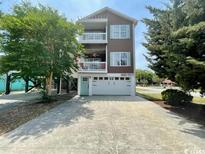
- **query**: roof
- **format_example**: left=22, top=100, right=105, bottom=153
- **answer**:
left=78, top=7, right=138, bottom=25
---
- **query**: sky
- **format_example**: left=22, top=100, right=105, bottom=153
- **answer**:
left=0, top=0, right=167, bottom=70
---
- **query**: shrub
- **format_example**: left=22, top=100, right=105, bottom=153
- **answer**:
left=161, top=89, right=193, bottom=106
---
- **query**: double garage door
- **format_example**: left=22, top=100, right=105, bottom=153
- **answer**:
left=92, top=76, right=132, bottom=95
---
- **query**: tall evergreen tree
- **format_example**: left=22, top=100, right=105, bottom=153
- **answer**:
left=143, top=0, right=205, bottom=95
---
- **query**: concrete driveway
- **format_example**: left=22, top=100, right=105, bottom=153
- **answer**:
left=0, top=96, right=205, bottom=154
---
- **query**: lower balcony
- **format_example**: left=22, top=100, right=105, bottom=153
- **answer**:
left=78, top=62, right=106, bottom=73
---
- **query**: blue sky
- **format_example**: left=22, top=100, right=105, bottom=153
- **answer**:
left=0, top=0, right=166, bottom=70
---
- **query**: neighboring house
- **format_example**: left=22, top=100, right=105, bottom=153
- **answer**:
left=77, top=7, right=137, bottom=96
left=161, top=79, right=175, bottom=88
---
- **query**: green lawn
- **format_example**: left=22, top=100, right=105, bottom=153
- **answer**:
left=193, top=97, right=205, bottom=104
left=137, top=92, right=162, bottom=101
left=136, top=89, right=162, bottom=101
left=136, top=87, right=205, bottom=104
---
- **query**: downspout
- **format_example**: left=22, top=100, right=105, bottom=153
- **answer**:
left=132, top=23, right=136, bottom=96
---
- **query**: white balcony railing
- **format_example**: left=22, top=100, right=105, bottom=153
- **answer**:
left=78, top=33, right=107, bottom=43
left=79, top=62, right=106, bottom=72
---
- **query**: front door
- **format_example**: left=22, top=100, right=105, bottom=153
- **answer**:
left=80, top=77, right=89, bottom=96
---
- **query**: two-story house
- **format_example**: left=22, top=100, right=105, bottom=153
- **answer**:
left=77, top=7, right=137, bottom=96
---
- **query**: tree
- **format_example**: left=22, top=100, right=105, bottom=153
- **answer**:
left=0, top=2, right=84, bottom=95
left=135, top=69, right=160, bottom=85
left=143, top=0, right=205, bottom=95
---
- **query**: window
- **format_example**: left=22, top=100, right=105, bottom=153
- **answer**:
left=94, top=77, right=98, bottom=80
left=125, top=77, right=130, bottom=81
left=99, top=77, right=103, bottom=80
left=83, top=77, right=88, bottom=81
left=104, top=77, right=108, bottom=80
left=109, top=77, right=114, bottom=80
left=110, top=25, right=130, bottom=39
left=110, top=52, right=131, bottom=66
left=120, top=77, right=124, bottom=80
left=115, top=77, right=119, bottom=80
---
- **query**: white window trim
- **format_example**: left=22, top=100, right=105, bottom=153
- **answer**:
left=110, top=25, right=130, bottom=39
left=110, top=52, right=131, bottom=67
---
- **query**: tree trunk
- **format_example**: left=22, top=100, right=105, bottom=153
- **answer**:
left=57, top=77, right=60, bottom=94
left=25, top=77, right=29, bottom=93
left=5, top=73, right=11, bottom=95
left=46, top=72, right=53, bottom=96
left=66, top=77, right=70, bottom=94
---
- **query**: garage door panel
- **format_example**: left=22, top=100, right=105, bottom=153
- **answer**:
left=92, top=77, right=131, bottom=95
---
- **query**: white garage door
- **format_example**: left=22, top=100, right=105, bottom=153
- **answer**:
left=92, top=77, right=131, bottom=95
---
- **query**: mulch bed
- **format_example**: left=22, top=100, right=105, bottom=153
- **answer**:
left=153, top=100, right=205, bottom=126
left=0, top=92, right=76, bottom=135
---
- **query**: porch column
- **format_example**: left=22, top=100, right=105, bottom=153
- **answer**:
left=77, top=76, right=81, bottom=96
left=106, top=45, right=108, bottom=72
left=57, top=77, right=60, bottom=94
left=66, top=77, right=70, bottom=94
left=131, top=75, right=136, bottom=96
left=89, top=77, right=92, bottom=96
left=59, top=77, right=62, bottom=94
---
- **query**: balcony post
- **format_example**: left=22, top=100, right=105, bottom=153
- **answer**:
left=106, top=22, right=108, bottom=42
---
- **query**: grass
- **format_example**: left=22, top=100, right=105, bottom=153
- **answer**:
left=193, top=97, right=205, bottom=104
left=136, top=88, right=162, bottom=101
left=136, top=87, right=205, bottom=104
left=137, top=92, right=162, bottom=101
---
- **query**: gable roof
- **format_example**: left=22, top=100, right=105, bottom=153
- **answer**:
left=79, top=7, right=138, bottom=25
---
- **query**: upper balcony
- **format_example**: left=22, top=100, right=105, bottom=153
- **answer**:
left=78, top=32, right=107, bottom=44
left=77, top=18, right=107, bottom=44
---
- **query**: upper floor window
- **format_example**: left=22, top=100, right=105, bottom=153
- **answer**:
left=110, top=52, right=131, bottom=66
left=110, top=25, right=130, bottom=39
